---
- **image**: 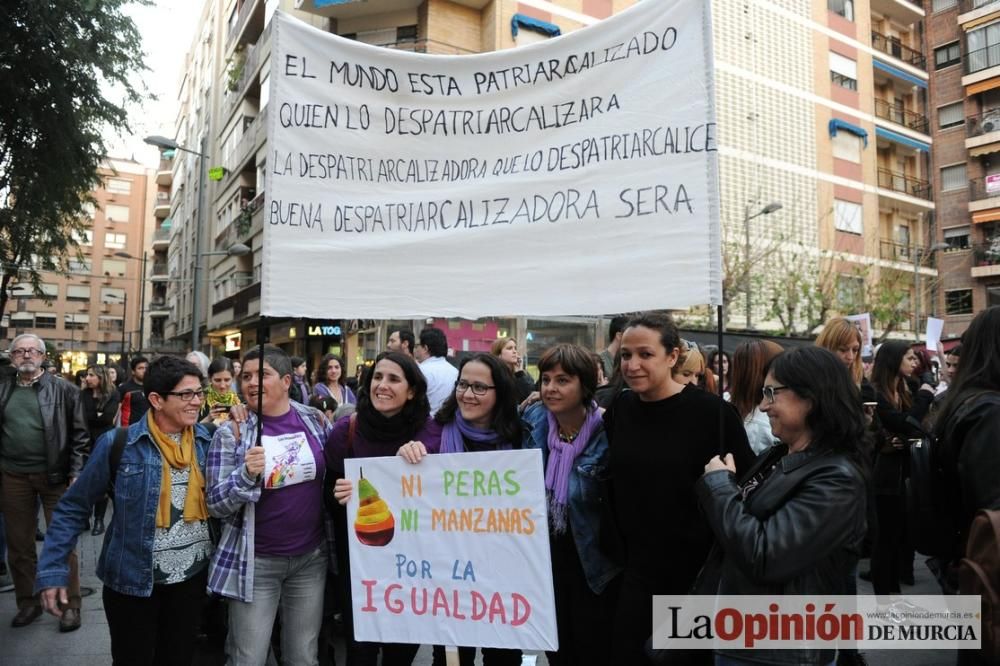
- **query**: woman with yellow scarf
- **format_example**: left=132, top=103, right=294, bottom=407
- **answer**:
left=36, top=356, right=216, bottom=664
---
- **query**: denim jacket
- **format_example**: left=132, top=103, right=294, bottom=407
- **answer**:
left=35, top=418, right=214, bottom=597
left=522, top=403, right=622, bottom=594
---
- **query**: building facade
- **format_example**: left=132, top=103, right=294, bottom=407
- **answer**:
left=5, top=159, right=155, bottom=373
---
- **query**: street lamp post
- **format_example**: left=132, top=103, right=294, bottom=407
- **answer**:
left=743, top=201, right=783, bottom=330
left=912, top=240, right=950, bottom=341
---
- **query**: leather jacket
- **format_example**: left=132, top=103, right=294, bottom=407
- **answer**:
left=696, top=445, right=867, bottom=665
left=0, top=372, right=89, bottom=484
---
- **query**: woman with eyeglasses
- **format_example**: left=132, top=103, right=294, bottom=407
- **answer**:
left=729, top=340, right=784, bottom=455
left=521, top=344, right=621, bottom=666
left=397, top=352, right=524, bottom=666
left=868, top=341, right=934, bottom=595
left=604, top=313, right=754, bottom=663
left=328, top=351, right=440, bottom=666
left=698, top=347, right=868, bottom=666
left=81, top=365, right=121, bottom=535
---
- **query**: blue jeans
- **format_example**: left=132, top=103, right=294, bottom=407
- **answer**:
left=226, top=544, right=328, bottom=666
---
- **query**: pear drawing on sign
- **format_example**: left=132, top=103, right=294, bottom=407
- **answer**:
left=354, top=469, right=394, bottom=547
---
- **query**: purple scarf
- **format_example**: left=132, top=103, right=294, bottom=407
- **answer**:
left=440, top=412, right=510, bottom=453
left=545, top=403, right=602, bottom=534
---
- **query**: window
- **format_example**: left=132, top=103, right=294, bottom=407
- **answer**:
left=828, top=0, right=853, bottom=21
left=66, top=285, right=90, bottom=301
left=931, top=0, right=957, bottom=10
left=68, top=259, right=92, bottom=274
left=397, top=25, right=418, bottom=42
left=945, top=289, right=974, bottom=315
left=944, top=226, right=971, bottom=250
left=934, top=42, right=961, bottom=69
left=967, top=23, right=1000, bottom=74
left=941, top=164, right=968, bottom=191
left=72, top=229, right=93, bottom=246
left=105, top=232, right=127, bottom=249
left=829, top=52, right=858, bottom=91
left=100, top=287, right=126, bottom=304
left=938, top=102, right=965, bottom=129
left=10, top=312, right=33, bottom=328
left=98, top=316, right=124, bottom=332
left=33, top=314, right=57, bottom=330
left=11, top=283, right=57, bottom=299
left=836, top=275, right=865, bottom=307
left=105, top=204, right=130, bottom=223
left=106, top=178, right=131, bottom=194
left=81, top=202, right=96, bottom=218
left=834, top=200, right=863, bottom=234
left=101, top=259, right=127, bottom=277
left=65, top=314, right=89, bottom=330
left=832, top=131, right=863, bottom=163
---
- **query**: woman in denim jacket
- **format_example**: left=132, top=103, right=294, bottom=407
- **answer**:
left=36, top=356, right=215, bottom=664
left=522, top=344, right=622, bottom=666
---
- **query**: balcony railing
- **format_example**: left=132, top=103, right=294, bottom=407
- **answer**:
left=969, top=176, right=1000, bottom=200
left=877, top=168, right=932, bottom=200
left=965, top=44, right=1000, bottom=74
left=973, top=240, right=1000, bottom=267
left=227, top=0, right=257, bottom=45
left=967, top=108, right=1000, bottom=137
left=153, top=227, right=171, bottom=243
left=873, top=99, right=929, bottom=134
left=377, top=38, right=478, bottom=55
left=959, top=0, right=1000, bottom=13
left=150, top=262, right=169, bottom=277
left=879, top=239, right=913, bottom=263
left=155, top=192, right=170, bottom=204
left=871, top=31, right=926, bottom=70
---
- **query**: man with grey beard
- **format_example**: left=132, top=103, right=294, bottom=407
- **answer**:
left=0, top=334, right=88, bottom=632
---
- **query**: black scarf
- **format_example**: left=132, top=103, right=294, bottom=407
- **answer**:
left=356, top=406, right=421, bottom=444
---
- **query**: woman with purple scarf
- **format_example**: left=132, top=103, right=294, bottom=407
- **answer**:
left=397, top=353, right=524, bottom=666
left=522, top=344, right=622, bottom=666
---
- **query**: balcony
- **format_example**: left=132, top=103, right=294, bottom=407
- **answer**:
left=966, top=108, right=1000, bottom=157
left=972, top=240, right=1000, bottom=277
left=222, top=23, right=271, bottom=122
left=965, top=45, right=1000, bottom=76
left=959, top=0, right=1000, bottom=26
left=227, top=0, right=263, bottom=49
left=871, top=31, right=926, bottom=70
left=969, top=176, right=1000, bottom=202
left=870, top=0, right=924, bottom=25
left=150, top=262, right=169, bottom=281
left=380, top=38, right=479, bottom=56
left=151, top=225, right=171, bottom=250
left=879, top=239, right=914, bottom=263
left=873, top=99, right=929, bottom=134
left=156, top=169, right=172, bottom=187
left=154, top=191, right=171, bottom=218
left=877, top=168, right=932, bottom=200
left=148, top=336, right=188, bottom=353
left=212, top=281, right=261, bottom=320
left=226, top=106, right=268, bottom=176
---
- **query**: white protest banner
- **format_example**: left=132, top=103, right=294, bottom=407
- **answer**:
left=264, top=0, right=721, bottom=319
left=343, top=450, right=557, bottom=650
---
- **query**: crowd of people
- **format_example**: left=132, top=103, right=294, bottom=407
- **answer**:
left=0, top=307, right=996, bottom=665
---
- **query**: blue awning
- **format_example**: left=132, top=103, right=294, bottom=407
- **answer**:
left=511, top=14, right=561, bottom=39
left=873, top=60, right=927, bottom=89
left=829, top=118, right=869, bottom=147
left=875, top=126, right=930, bottom=152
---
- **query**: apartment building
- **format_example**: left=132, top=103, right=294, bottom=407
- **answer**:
left=5, top=159, right=155, bottom=373
left=160, top=0, right=935, bottom=368
left=926, top=0, right=1000, bottom=339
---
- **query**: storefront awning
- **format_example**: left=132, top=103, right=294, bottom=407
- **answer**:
left=972, top=208, right=1000, bottom=224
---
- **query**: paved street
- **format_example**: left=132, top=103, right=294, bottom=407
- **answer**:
left=0, top=519, right=958, bottom=665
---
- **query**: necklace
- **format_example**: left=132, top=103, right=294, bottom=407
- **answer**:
left=558, top=427, right=578, bottom=443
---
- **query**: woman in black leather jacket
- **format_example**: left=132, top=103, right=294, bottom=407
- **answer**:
left=697, top=346, right=868, bottom=666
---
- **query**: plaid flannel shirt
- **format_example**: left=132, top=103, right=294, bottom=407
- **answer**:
left=206, top=400, right=335, bottom=602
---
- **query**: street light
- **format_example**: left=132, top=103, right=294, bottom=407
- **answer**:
left=144, top=133, right=210, bottom=352
left=912, top=241, right=950, bottom=341
left=743, top=201, right=783, bottom=330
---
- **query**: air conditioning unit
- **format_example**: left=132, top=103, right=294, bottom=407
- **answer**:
left=982, top=110, right=1000, bottom=133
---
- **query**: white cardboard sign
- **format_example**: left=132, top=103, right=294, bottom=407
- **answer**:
left=344, top=450, right=557, bottom=650
left=264, top=0, right=721, bottom=318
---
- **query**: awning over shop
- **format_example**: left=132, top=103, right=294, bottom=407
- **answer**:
left=972, top=208, right=1000, bottom=224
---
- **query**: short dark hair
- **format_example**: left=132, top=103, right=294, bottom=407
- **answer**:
left=394, top=329, right=415, bottom=353
left=130, top=355, right=149, bottom=371
left=243, top=344, right=293, bottom=379
left=356, top=351, right=430, bottom=437
left=290, top=356, right=306, bottom=369
left=624, top=312, right=681, bottom=354
left=419, top=327, right=448, bottom=358
left=608, top=315, right=629, bottom=340
left=144, top=356, right=203, bottom=400
left=435, top=353, right=522, bottom=445
left=207, top=357, right=234, bottom=377
left=766, top=346, right=868, bottom=464
left=946, top=344, right=962, bottom=358
left=537, top=344, right=599, bottom=405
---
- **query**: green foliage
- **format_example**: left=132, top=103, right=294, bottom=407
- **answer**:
left=0, top=0, right=148, bottom=323
left=226, top=46, right=246, bottom=93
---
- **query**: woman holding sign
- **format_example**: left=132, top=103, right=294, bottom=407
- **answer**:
left=604, top=313, right=754, bottom=664
left=522, top=344, right=622, bottom=666
left=329, top=351, right=441, bottom=666
left=206, top=344, right=335, bottom=666
left=397, top=352, right=525, bottom=666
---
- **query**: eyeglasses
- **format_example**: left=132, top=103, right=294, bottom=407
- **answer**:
left=10, top=348, right=42, bottom=358
left=455, top=380, right=495, bottom=396
left=163, top=389, right=206, bottom=402
left=761, top=385, right=793, bottom=404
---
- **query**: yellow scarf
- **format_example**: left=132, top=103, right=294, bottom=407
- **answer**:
left=146, top=412, right=209, bottom=529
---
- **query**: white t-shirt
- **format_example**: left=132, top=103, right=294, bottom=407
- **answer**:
left=419, top=356, right=459, bottom=415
